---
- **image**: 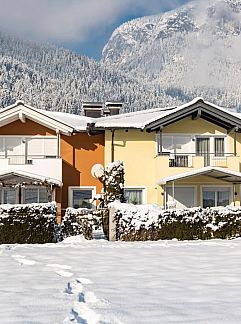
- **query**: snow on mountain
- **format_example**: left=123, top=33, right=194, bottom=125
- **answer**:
left=102, top=0, right=241, bottom=110
left=0, top=32, right=173, bottom=113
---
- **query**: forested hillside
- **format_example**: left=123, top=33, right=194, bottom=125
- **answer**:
left=0, top=32, right=175, bottom=113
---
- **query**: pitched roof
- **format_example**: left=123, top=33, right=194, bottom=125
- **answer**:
left=0, top=101, right=94, bottom=134
left=158, top=166, right=241, bottom=185
left=0, top=170, right=62, bottom=186
left=94, top=97, right=241, bottom=131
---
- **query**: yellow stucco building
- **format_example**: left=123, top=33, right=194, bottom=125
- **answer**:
left=95, top=98, right=241, bottom=209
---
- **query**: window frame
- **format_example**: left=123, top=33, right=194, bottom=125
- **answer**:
left=124, top=186, right=147, bottom=205
left=200, top=185, right=233, bottom=208
left=21, top=186, right=49, bottom=204
left=68, top=186, right=96, bottom=209
left=0, top=187, right=18, bottom=204
left=0, top=135, right=59, bottom=159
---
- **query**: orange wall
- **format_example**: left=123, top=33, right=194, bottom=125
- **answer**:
left=0, top=119, right=55, bottom=136
left=60, top=132, right=104, bottom=211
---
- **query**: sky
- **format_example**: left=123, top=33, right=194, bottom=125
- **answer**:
left=0, top=0, right=190, bottom=60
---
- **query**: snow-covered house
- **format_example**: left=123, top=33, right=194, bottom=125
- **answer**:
left=95, top=98, right=241, bottom=209
left=0, top=101, right=104, bottom=221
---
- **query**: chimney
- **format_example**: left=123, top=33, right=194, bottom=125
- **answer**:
left=104, top=102, right=122, bottom=116
left=82, top=102, right=103, bottom=118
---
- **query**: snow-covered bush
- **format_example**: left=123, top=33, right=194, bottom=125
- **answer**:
left=102, top=160, right=125, bottom=206
left=60, top=208, right=94, bottom=240
left=95, top=160, right=125, bottom=237
left=111, top=202, right=241, bottom=241
left=0, top=202, right=57, bottom=244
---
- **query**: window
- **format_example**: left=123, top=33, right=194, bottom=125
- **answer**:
left=214, top=138, right=224, bottom=157
left=0, top=136, right=58, bottom=161
left=23, top=187, right=48, bottom=204
left=160, top=135, right=193, bottom=154
left=124, top=188, right=144, bottom=205
left=69, top=187, right=96, bottom=209
left=202, top=187, right=231, bottom=208
left=0, top=188, right=17, bottom=204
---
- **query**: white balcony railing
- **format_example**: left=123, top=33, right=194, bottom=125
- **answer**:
left=5, top=155, right=57, bottom=165
left=160, top=153, right=235, bottom=168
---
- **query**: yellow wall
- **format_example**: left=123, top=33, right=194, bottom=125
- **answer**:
left=105, top=116, right=241, bottom=207
left=105, top=129, right=158, bottom=203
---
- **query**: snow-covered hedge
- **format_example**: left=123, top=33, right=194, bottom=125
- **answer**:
left=0, top=203, right=57, bottom=244
left=111, top=202, right=241, bottom=241
left=60, top=208, right=94, bottom=240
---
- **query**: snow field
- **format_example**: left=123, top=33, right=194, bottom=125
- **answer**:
left=1, top=238, right=241, bottom=323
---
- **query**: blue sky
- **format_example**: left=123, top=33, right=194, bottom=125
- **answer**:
left=0, top=0, right=190, bottom=61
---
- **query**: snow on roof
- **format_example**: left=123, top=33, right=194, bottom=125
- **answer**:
left=0, top=101, right=94, bottom=132
left=46, top=111, right=94, bottom=131
left=95, top=97, right=241, bottom=129
left=2, top=98, right=241, bottom=132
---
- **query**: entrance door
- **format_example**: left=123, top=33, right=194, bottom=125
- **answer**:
left=196, top=137, right=210, bottom=166
left=202, top=187, right=231, bottom=208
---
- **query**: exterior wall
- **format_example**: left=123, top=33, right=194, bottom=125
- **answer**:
left=105, top=129, right=158, bottom=204
left=0, top=118, right=105, bottom=222
left=105, top=116, right=241, bottom=208
left=0, top=119, right=56, bottom=136
left=60, top=132, right=104, bottom=213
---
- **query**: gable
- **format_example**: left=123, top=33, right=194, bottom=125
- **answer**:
left=145, top=101, right=241, bottom=132
left=0, top=101, right=74, bottom=135
left=163, top=116, right=226, bottom=135
left=0, top=118, right=56, bottom=136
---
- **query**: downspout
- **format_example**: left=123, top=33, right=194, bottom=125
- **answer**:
left=158, top=126, right=163, bottom=155
left=234, top=127, right=238, bottom=157
left=56, top=129, right=60, bottom=158
left=111, top=129, right=115, bottom=162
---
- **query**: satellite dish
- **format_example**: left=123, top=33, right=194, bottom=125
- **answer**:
left=91, top=164, right=104, bottom=179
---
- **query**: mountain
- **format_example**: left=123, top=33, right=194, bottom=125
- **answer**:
left=102, top=0, right=241, bottom=110
left=0, top=32, right=172, bottom=113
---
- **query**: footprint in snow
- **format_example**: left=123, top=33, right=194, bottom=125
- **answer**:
left=12, top=254, right=36, bottom=266
left=55, top=270, right=73, bottom=278
left=64, top=279, right=100, bottom=324
left=46, top=263, right=72, bottom=270
left=45, top=263, right=73, bottom=278
left=76, top=277, right=93, bottom=285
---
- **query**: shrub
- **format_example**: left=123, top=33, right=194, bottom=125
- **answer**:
left=60, top=208, right=93, bottom=240
left=0, top=202, right=57, bottom=244
left=110, top=202, right=241, bottom=241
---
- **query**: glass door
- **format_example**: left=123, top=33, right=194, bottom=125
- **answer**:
left=196, top=137, right=210, bottom=166
left=202, top=187, right=231, bottom=208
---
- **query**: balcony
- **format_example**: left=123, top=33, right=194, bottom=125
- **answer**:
left=0, top=155, right=62, bottom=182
left=156, top=153, right=240, bottom=173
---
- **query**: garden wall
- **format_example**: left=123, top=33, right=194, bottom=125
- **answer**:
left=110, top=202, right=241, bottom=241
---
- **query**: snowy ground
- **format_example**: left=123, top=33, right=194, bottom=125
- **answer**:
left=1, top=236, right=241, bottom=324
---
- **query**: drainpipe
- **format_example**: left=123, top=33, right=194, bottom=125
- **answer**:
left=234, top=127, right=238, bottom=157
left=56, top=129, right=60, bottom=158
left=111, top=129, right=115, bottom=162
left=158, top=126, right=163, bottom=155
